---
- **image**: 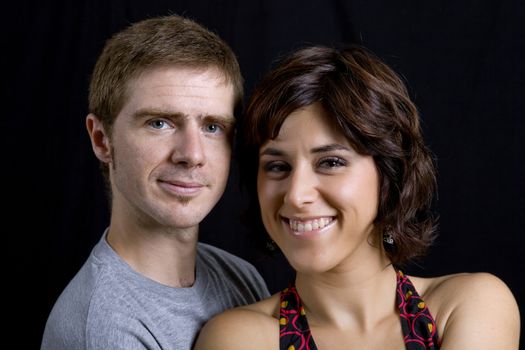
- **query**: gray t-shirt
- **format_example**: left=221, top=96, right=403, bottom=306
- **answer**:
left=41, top=231, right=269, bottom=350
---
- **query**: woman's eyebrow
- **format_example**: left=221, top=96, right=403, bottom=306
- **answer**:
left=259, top=147, right=284, bottom=157
left=311, top=143, right=352, bottom=153
left=260, top=143, right=351, bottom=157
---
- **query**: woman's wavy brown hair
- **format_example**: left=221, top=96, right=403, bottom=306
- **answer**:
left=238, top=45, right=437, bottom=265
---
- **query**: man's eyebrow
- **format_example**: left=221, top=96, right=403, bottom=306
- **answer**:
left=132, top=108, right=235, bottom=126
left=132, top=108, right=184, bottom=120
left=203, top=114, right=236, bottom=127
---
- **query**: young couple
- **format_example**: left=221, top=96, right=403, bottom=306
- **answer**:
left=42, top=14, right=520, bottom=350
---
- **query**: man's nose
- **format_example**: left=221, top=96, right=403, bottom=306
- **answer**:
left=170, top=124, right=205, bottom=167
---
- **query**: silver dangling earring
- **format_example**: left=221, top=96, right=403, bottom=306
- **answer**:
left=383, top=231, right=394, bottom=245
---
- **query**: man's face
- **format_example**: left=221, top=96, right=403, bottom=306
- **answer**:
left=107, top=66, right=235, bottom=231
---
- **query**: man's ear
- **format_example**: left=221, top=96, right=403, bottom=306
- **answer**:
left=86, top=113, right=112, bottom=163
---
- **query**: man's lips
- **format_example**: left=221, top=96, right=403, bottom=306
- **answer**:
left=158, top=179, right=206, bottom=195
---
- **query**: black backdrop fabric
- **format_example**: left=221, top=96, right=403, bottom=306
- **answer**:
left=5, top=1, right=524, bottom=348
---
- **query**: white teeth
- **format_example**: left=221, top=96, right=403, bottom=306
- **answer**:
left=288, top=217, right=333, bottom=233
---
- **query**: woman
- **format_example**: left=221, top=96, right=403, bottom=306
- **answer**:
left=194, top=45, right=520, bottom=349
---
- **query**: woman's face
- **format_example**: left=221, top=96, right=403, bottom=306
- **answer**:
left=257, top=103, right=381, bottom=273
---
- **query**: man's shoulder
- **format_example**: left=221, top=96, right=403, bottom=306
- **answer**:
left=197, top=242, right=266, bottom=281
left=197, top=242, right=270, bottom=299
left=42, top=248, right=165, bottom=349
left=41, top=250, right=115, bottom=349
left=197, top=242, right=256, bottom=270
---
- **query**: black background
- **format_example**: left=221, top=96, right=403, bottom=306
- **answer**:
left=5, top=1, right=524, bottom=348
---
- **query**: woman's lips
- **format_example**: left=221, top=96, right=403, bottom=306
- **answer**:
left=282, top=216, right=336, bottom=237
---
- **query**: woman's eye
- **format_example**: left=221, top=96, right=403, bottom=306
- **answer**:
left=263, top=161, right=290, bottom=173
left=318, top=157, right=347, bottom=169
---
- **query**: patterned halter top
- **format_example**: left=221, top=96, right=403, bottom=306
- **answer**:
left=279, top=270, right=440, bottom=349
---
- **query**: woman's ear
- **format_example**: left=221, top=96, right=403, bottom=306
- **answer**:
left=86, top=113, right=112, bottom=163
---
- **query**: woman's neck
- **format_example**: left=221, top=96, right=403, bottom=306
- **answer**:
left=295, top=253, right=397, bottom=331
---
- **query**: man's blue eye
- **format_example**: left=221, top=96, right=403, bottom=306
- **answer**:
left=205, top=124, right=221, bottom=133
left=150, top=120, right=166, bottom=129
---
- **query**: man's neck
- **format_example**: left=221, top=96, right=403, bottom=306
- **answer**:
left=106, top=222, right=199, bottom=288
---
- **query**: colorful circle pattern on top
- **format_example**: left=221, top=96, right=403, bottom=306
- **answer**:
left=279, top=269, right=440, bottom=350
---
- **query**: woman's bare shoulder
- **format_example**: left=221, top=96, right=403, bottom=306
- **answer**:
left=412, top=272, right=520, bottom=349
left=413, top=271, right=517, bottom=305
left=194, top=293, right=281, bottom=350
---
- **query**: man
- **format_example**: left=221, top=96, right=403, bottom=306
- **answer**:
left=41, top=14, right=269, bottom=350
